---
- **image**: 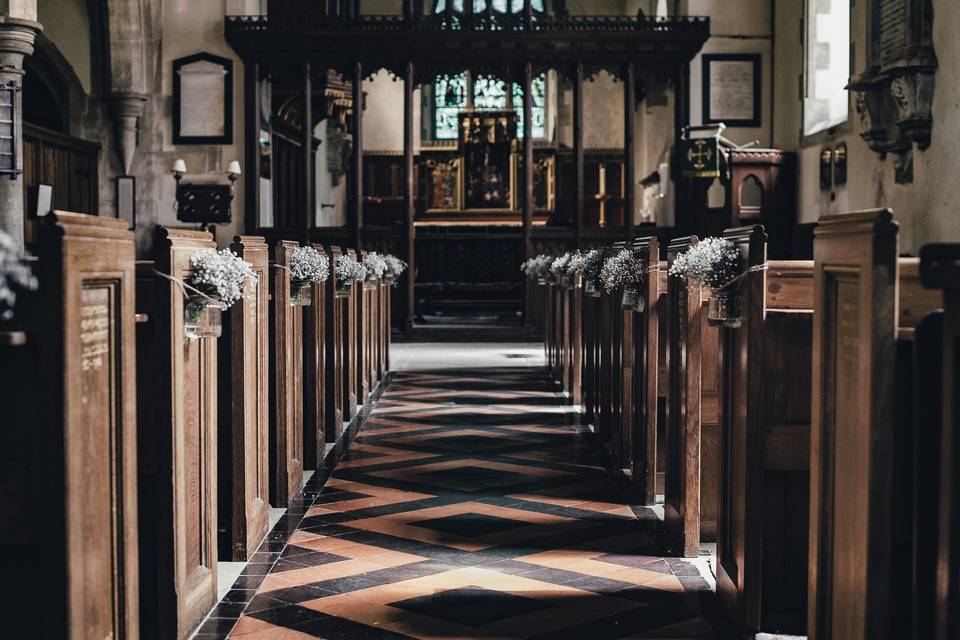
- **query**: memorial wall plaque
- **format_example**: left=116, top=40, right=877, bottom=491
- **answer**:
left=173, top=52, right=234, bottom=145
left=702, top=54, right=761, bottom=128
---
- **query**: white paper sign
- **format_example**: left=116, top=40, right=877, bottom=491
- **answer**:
left=179, top=59, right=227, bottom=137
left=708, top=60, right=755, bottom=122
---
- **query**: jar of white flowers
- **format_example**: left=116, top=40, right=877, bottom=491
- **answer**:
left=185, top=249, right=256, bottom=339
left=669, top=237, right=743, bottom=327
left=335, top=254, right=366, bottom=298
left=600, top=247, right=645, bottom=312
left=289, top=246, right=330, bottom=307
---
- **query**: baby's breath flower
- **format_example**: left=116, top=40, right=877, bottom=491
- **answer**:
left=335, top=254, right=367, bottom=283
left=521, top=254, right=553, bottom=280
left=290, top=246, right=330, bottom=283
left=188, top=248, right=256, bottom=310
left=362, top=252, right=389, bottom=279
left=669, top=237, right=741, bottom=289
left=600, top=248, right=644, bottom=293
left=0, top=229, right=37, bottom=320
left=384, top=255, right=407, bottom=277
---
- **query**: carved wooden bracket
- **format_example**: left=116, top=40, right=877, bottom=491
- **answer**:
left=850, top=0, right=937, bottom=184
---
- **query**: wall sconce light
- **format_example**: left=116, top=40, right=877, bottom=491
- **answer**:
left=173, top=160, right=241, bottom=228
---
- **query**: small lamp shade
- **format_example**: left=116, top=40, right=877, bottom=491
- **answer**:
left=172, top=159, right=187, bottom=175
left=225, top=160, right=242, bottom=177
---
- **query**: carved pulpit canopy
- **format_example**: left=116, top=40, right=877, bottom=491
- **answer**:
left=850, top=0, right=937, bottom=183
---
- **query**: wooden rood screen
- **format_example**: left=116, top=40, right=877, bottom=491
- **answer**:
left=809, top=210, right=941, bottom=640
left=136, top=227, right=219, bottom=639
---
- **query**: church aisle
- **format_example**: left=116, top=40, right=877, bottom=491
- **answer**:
left=207, top=359, right=722, bottom=639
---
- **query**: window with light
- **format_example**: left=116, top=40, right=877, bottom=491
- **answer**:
left=804, top=0, right=850, bottom=136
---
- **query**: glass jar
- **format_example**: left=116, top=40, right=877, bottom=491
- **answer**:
left=708, top=289, right=743, bottom=328
left=584, top=279, right=602, bottom=297
left=364, top=276, right=378, bottom=291
left=290, top=279, right=313, bottom=306
left=562, top=273, right=573, bottom=287
left=385, top=274, right=395, bottom=286
left=184, top=295, right=222, bottom=339
left=621, top=286, right=644, bottom=312
left=335, top=280, right=352, bottom=298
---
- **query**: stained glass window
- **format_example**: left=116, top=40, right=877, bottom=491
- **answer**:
left=435, top=73, right=468, bottom=140
left=474, top=76, right=508, bottom=110
left=512, top=75, right=546, bottom=139
left=435, top=0, right=544, bottom=12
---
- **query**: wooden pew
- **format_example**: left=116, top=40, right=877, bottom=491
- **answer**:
left=380, top=275, right=391, bottom=377
left=808, top=210, right=941, bottom=640
left=918, top=244, right=960, bottom=640
left=217, top=235, right=270, bottom=562
left=662, top=236, right=722, bottom=556
left=325, top=246, right=345, bottom=443
left=544, top=279, right=554, bottom=371
left=581, top=250, right=607, bottom=429
left=136, top=227, right=219, bottom=638
left=303, top=244, right=327, bottom=470
left=344, top=249, right=359, bottom=419
left=630, top=236, right=665, bottom=504
left=0, top=213, right=139, bottom=638
left=356, top=251, right=371, bottom=403
left=270, top=240, right=304, bottom=506
left=714, top=225, right=814, bottom=635
left=568, top=272, right=583, bottom=406
left=600, top=243, right=626, bottom=460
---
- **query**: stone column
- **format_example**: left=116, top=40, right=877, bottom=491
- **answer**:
left=0, top=14, right=39, bottom=250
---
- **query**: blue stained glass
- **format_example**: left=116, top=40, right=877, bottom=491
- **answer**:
left=435, top=73, right=468, bottom=140
left=435, top=0, right=543, bottom=12
left=474, top=75, right=507, bottom=110
left=513, top=74, right=546, bottom=139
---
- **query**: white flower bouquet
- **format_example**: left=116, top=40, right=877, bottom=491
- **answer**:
left=550, top=253, right=572, bottom=283
left=290, top=246, right=330, bottom=283
left=520, top=255, right=553, bottom=284
left=363, top=252, right=389, bottom=280
left=669, top=237, right=744, bottom=327
left=384, top=254, right=407, bottom=281
left=184, top=248, right=255, bottom=339
left=572, top=249, right=606, bottom=297
left=600, top=247, right=644, bottom=294
left=188, top=248, right=256, bottom=310
left=0, top=229, right=38, bottom=321
left=335, top=254, right=367, bottom=297
left=668, top=237, right=741, bottom=289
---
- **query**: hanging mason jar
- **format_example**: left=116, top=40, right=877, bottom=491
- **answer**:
left=385, top=274, right=395, bottom=286
left=364, top=275, right=378, bottom=291
left=621, top=286, right=644, bottom=312
left=708, top=289, right=743, bottom=328
left=335, top=279, right=352, bottom=298
left=184, top=294, right=223, bottom=339
left=290, top=279, right=313, bottom=306
left=562, top=273, right=573, bottom=288
left=537, top=276, right=547, bottom=286
left=584, top=279, right=602, bottom=297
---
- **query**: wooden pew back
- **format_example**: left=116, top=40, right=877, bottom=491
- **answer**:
left=303, top=243, right=327, bottom=469
left=716, top=226, right=814, bottom=635
left=326, top=246, right=345, bottom=442
left=809, top=209, right=941, bottom=640
left=0, top=213, right=139, bottom=637
left=270, top=240, right=304, bottom=506
left=218, top=235, right=270, bottom=561
left=918, top=244, right=960, bottom=640
left=136, top=227, right=219, bottom=638
left=631, top=236, right=661, bottom=503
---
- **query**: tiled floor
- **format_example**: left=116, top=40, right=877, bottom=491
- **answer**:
left=196, top=349, right=728, bottom=639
